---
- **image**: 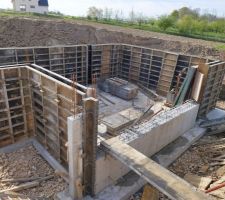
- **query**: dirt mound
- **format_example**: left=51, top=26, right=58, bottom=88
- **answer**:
left=0, top=17, right=223, bottom=59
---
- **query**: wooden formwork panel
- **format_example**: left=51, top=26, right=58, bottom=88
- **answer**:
left=27, top=66, right=83, bottom=168
left=0, top=66, right=33, bottom=147
left=0, top=45, right=88, bottom=85
left=199, top=61, right=225, bottom=116
left=129, top=47, right=141, bottom=82
left=1, top=64, right=85, bottom=166
left=101, top=45, right=111, bottom=76
left=190, top=57, right=207, bottom=67
left=157, top=53, right=178, bottom=96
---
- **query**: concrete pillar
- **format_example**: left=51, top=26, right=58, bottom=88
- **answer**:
left=67, top=114, right=83, bottom=200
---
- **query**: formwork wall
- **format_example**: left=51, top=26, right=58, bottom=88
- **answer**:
left=198, top=61, right=225, bottom=116
left=90, top=44, right=121, bottom=79
left=0, top=65, right=85, bottom=168
left=0, top=45, right=88, bottom=85
left=0, top=44, right=224, bottom=116
left=0, top=44, right=211, bottom=94
left=0, top=66, right=33, bottom=147
left=119, top=44, right=209, bottom=96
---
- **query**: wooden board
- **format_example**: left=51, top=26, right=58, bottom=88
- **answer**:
left=191, top=71, right=204, bottom=102
left=102, top=137, right=212, bottom=200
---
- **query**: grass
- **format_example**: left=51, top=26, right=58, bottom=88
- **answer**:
left=0, top=9, right=225, bottom=43
left=215, top=44, right=225, bottom=51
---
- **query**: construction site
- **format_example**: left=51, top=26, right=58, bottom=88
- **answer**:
left=0, top=17, right=225, bottom=200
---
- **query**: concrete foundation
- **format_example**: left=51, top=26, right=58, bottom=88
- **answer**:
left=95, top=101, right=199, bottom=193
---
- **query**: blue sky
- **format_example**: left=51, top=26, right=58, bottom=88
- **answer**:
left=1, top=0, right=225, bottom=17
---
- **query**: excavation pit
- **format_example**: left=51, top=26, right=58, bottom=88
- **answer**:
left=0, top=43, right=225, bottom=199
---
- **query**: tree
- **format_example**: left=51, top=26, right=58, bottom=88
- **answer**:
left=158, top=15, right=174, bottom=31
left=170, top=10, right=179, bottom=20
left=176, top=15, right=194, bottom=34
left=136, top=13, right=145, bottom=26
left=103, top=7, right=113, bottom=21
left=178, top=7, right=199, bottom=18
left=87, top=7, right=103, bottom=20
left=129, top=9, right=136, bottom=24
left=148, top=18, right=156, bottom=26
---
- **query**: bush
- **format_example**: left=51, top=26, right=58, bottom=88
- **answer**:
left=158, top=15, right=174, bottom=31
left=176, top=15, right=194, bottom=34
left=209, top=20, right=225, bottom=33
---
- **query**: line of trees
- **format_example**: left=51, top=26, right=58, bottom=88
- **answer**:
left=87, top=7, right=225, bottom=35
left=87, top=7, right=147, bottom=25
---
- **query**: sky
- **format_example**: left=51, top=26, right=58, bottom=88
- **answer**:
left=1, top=0, right=225, bottom=18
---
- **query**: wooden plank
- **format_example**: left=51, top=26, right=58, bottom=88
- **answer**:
left=184, top=174, right=212, bottom=190
left=1, top=69, right=14, bottom=143
left=191, top=71, right=204, bottom=102
left=102, top=137, right=213, bottom=200
left=141, top=185, right=159, bottom=200
left=18, top=67, right=28, bottom=138
left=83, top=97, right=99, bottom=196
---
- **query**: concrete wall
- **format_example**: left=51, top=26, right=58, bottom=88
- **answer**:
left=95, top=102, right=199, bottom=194
left=12, top=0, right=48, bottom=14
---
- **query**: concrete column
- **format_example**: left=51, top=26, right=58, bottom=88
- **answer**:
left=67, top=114, right=83, bottom=200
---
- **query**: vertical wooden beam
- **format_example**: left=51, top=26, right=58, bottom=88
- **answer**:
left=62, top=47, right=66, bottom=77
left=82, top=97, right=98, bottom=196
left=55, top=82, right=61, bottom=161
left=18, top=68, right=28, bottom=137
left=1, top=70, right=14, bottom=143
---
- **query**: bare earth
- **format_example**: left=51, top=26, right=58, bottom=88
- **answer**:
left=0, top=16, right=224, bottom=60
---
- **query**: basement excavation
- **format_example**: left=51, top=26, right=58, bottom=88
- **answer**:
left=0, top=44, right=225, bottom=200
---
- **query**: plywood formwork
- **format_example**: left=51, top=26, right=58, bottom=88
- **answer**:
left=198, top=61, right=225, bottom=116
left=90, top=44, right=121, bottom=79
left=157, top=53, right=178, bottom=96
left=0, top=65, right=86, bottom=168
left=0, top=66, right=33, bottom=147
left=0, top=44, right=214, bottom=97
left=0, top=45, right=88, bottom=85
left=0, top=44, right=224, bottom=117
left=27, top=66, right=85, bottom=168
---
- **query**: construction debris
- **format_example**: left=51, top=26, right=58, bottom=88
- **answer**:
left=207, top=175, right=225, bottom=198
left=183, top=173, right=212, bottom=190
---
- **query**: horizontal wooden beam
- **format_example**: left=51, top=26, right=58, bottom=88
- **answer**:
left=101, top=137, right=213, bottom=200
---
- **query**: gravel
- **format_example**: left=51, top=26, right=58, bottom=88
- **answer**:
left=0, top=145, right=67, bottom=199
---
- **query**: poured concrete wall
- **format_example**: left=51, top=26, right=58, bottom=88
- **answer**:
left=95, top=101, right=199, bottom=194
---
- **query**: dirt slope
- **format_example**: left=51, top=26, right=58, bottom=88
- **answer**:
left=0, top=16, right=224, bottom=59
